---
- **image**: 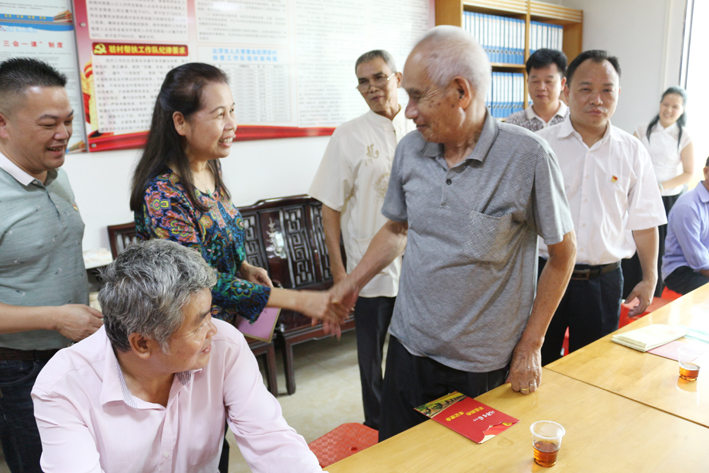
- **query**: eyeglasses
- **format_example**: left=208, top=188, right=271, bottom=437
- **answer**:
left=356, top=72, right=396, bottom=92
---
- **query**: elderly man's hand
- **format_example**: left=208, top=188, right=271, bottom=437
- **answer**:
left=506, top=341, right=542, bottom=395
left=328, top=278, right=359, bottom=318
left=626, top=279, right=654, bottom=317
left=53, top=304, right=103, bottom=342
left=314, top=319, right=343, bottom=340
left=297, top=290, right=348, bottom=324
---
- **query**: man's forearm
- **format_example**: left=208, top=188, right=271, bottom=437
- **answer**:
left=347, top=219, right=407, bottom=292
left=634, top=227, right=659, bottom=287
left=519, top=231, right=576, bottom=348
left=0, top=302, right=54, bottom=334
left=321, top=205, right=347, bottom=279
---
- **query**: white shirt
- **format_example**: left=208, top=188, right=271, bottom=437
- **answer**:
left=309, top=108, right=415, bottom=297
left=537, top=118, right=666, bottom=265
left=0, top=150, right=35, bottom=185
left=635, top=122, right=692, bottom=196
left=32, top=321, right=323, bottom=473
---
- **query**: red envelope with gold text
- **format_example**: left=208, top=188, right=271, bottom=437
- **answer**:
left=415, top=391, right=519, bottom=444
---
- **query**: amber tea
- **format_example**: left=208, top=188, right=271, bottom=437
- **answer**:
left=678, top=345, right=702, bottom=382
left=530, top=421, right=565, bottom=468
left=679, top=362, right=700, bottom=381
left=533, top=440, right=560, bottom=467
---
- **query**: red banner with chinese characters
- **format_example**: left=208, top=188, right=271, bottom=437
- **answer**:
left=91, top=43, right=189, bottom=57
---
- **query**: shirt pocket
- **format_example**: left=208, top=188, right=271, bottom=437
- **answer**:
left=606, top=168, right=632, bottom=211
left=464, top=210, right=519, bottom=265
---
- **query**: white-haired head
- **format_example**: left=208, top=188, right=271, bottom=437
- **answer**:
left=414, top=25, right=491, bottom=100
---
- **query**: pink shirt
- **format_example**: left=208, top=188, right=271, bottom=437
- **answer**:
left=31, top=320, right=324, bottom=473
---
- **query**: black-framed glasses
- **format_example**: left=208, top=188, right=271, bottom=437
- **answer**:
left=356, top=72, right=396, bottom=92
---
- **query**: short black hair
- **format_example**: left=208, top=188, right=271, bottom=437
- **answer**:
left=0, top=58, right=67, bottom=115
left=526, top=48, right=567, bottom=76
left=705, top=156, right=709, bottom=168
left=565, top=50, right=621, bottom=85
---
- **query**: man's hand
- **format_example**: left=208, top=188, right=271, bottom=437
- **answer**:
left=332, top=268, right=347, bottom=286
left=53, top=304, right=103, bottom=342
left=328, top=278, right=359, bottom=320
left=314, top=319, right=343, bottom=340
left=297, top=290, right=348, bottom=323
left=630, top=227, right=658, bottom=317
left=505, top=341, right=542, bottom=395
left=626, top=279, right=654, bottom=317
left=240, top=262, right=273, bottom=288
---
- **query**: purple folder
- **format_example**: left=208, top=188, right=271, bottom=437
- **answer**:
left=236, top=308, right=280, bottom=343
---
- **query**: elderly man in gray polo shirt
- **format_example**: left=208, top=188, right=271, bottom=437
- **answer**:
left=0, top=58, right=103, bottom=472
left=328, top=26, right=576, bottom=441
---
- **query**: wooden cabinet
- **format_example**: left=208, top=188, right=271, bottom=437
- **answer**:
left=435, top=0, right=583, bottom=108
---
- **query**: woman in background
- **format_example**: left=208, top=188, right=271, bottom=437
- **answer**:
left=624, top=86, right=694, bottom=298
left=130, top=63, right=345, bottom=328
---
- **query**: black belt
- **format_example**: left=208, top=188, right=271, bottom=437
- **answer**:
left=571, top=261, right=621, bottom=281
left=0, top=347, right=61, bottom=362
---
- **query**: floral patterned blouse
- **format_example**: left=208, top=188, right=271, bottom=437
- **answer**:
left=134, top=169, right=270, bottom=323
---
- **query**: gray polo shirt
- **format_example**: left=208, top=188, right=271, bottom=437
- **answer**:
left=382, top=113, right=573, bottom=372
left=0, top=155, right=86, bottom=350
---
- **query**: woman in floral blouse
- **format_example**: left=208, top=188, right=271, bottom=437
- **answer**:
left=129, top=63, right=345, bottom=327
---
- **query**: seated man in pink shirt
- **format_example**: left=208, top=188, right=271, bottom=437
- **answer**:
left=31, top=239, right=324, bottom=473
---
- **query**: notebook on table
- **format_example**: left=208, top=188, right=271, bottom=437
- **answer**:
left=611, top=324, right=686, bottom=352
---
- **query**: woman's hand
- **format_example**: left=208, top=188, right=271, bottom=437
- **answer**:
left=240, top=262, right=273, bottom=287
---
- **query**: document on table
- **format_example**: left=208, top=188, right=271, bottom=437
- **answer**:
left=612, top=324, right=686, bottom=352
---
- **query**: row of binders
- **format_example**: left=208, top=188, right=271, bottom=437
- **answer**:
left=464, top=11, right=525, bottom=64
left=486, top=72, right=525, bottom=119
left=530, top=21, right=564, bottom=55
left=463, top=12, right=565, bottom=65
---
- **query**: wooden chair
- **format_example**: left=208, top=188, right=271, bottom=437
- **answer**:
left=106, top=222, right=139, bottom=259
left=105, top=222, right=279, bottom=396
left=239, top=195, right=355, bottom=395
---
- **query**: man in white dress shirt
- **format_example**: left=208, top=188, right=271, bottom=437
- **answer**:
left=536, top=50, right=666, bottom=364
left=505, top=48, right=568, bottom=132
left=309, top=49, right=415, bottom=430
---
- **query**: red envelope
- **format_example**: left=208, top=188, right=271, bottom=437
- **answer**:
left=415, top=392, right=519, bottom=444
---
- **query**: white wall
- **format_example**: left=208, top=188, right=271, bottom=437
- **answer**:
left=561, top=0, right=687, bottom=134
left=64, top=136, right=330, bottom=251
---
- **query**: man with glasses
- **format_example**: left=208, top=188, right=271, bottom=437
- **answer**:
left=309, top=49, right=414, bottom=431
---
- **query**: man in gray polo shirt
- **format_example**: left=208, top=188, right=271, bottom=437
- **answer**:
left=0, top=58, right=103, bottom=472
left=328, top=26, right=576, bottom=440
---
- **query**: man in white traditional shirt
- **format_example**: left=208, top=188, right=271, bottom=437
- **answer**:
left=505, top=48, right=568, bottom=132
left=536, top=50, right=666, bottom=365
left=309, top=49, right=414, bottom=430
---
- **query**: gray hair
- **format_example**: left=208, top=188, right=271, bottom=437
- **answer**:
left=98, top=239, right=217, bottom=352
left=415, top=26, right=491, bottom=99
left=355, top=49, right=397, bottom=74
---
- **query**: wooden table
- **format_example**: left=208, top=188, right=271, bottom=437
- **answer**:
left=327, top=370, right=709, bottom=472
left=547, top=284, right=709, bottom=428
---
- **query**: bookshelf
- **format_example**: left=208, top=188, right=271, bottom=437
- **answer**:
left=435, top=0, right=583, bottom=109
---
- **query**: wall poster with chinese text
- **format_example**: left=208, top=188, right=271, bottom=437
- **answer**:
left=73, top=0, right=430, bottom=152
left=0, top=0, right=87, bottom=152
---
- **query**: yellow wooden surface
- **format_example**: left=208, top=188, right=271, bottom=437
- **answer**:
left=327, top=370, right=709, bottom=472
left=546, top=284, right=709, bottom=428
